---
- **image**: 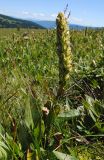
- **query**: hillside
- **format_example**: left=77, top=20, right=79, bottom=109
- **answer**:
left=0, top=14, right=45, bottom=28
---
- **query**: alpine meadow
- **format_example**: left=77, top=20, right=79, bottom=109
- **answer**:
left=0, top=9, right=104, bottom=160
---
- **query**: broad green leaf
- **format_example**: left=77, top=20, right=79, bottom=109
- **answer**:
left=18, top=121, right=32, bottom=151
left=0, top=147, right=7, bottom=160
left=25, top=95, right=34, bottom=129
left=0, top=142, right=9, bottom=150
left=84, top=95, right=99, bottom=117
left=53, top=151, right=77, bottom=160
left=58, top=109, right=80, bottom=119
left=0, top=141, right=9, bottom=160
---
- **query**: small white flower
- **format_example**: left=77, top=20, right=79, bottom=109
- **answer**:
left=42, top=107, right=49, bottom=115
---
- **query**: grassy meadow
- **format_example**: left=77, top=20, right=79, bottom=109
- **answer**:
left=0, top=26, right=104, bottom=160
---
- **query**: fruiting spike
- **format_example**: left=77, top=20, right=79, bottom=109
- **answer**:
left=56, top=12, right=72, bottom=95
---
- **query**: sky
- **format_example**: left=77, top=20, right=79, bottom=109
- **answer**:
left=0, top=0, right=104, bottom=27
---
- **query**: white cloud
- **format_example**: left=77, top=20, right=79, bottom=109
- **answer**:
left=51, top=14, right=57, bottom=18
left=70, top=16, right=83, bottom=24
left=39, top=13, right=45, bottom=17
left=21, top=12, right=57, bottom=20
left=16, top=11, right=45, bottom=19
left=32, top=13, right=45, bottom=19
left=32, top=13, right=57, bottom=20
left=0, top=10, right=57, bottom=21
left=32, top=13, right=37, bottom=17
left=0, top=9, right=9, bottom=15
left=17, top=11, right=83, bottom=22
left=22, top=11, right=29, bottom=15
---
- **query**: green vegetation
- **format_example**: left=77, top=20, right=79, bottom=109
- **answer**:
left=0, top=12, right=104, bottom=159
left=0, top=14, right=44, bottom=28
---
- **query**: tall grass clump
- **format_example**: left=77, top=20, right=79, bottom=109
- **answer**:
left=56, top=12, right=72, bottom=96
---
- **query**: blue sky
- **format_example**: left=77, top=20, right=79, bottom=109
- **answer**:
left=0, top=0, right=104, bottom=27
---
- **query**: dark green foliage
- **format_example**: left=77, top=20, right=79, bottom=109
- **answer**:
left=0, top=27, right=104, bottom=159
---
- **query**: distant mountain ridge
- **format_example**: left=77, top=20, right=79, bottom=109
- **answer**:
left=34, top=20, right=56, bottom=29
left=0, top=14, right=44, bottom=28
left=34, top=20, right=98, bottom=30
